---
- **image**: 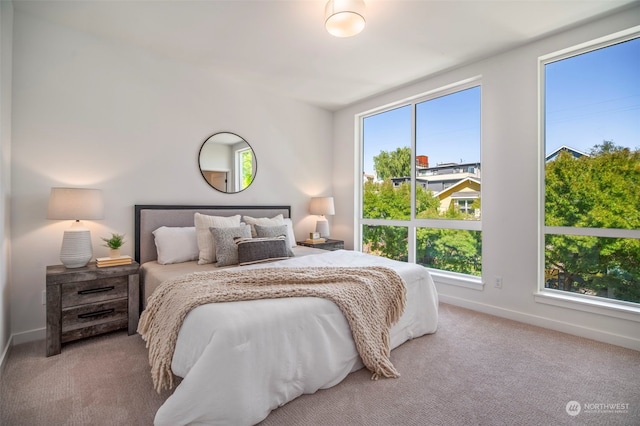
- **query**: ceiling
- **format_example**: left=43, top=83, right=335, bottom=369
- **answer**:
left=13, top=0, right=639, bottom=111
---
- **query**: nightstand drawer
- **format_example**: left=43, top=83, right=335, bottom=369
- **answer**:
left=62, top=298, right=128, bottom=333
left=61, top=277, right=128, bottom=308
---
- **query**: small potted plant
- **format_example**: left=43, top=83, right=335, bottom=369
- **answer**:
left=102, top=233, right=126, bottom=259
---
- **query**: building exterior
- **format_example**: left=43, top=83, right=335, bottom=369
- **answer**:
left=388, top=145, right=585, bottom=217
left=390, top=159, right=482, bottom=216
left=545, top=145, right=590, bottom=162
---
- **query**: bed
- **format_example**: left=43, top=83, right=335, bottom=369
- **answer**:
left=135, top=205, right=438, bottom=426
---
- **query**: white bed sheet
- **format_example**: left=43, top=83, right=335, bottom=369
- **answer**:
left=152, top=250, right=438, bottom=426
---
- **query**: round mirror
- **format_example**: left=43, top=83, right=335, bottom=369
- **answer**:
left=198, top=132, right=257, bottom=193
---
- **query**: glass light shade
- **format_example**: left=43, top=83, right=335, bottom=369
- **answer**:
left=325, top=0, right=366, bottom=38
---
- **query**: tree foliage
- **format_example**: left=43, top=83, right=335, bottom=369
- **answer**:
left=545, top=141, right=640, bottom=303
left=416, top=228, right=482, bottom=275
left=373, top=147, right=412, bottom=180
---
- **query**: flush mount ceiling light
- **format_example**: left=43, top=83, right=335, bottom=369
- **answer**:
left=325, top=0, right=366, bottom=37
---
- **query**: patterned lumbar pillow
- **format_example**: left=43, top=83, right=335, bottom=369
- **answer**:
left=209, top=224, right=252, bottom=267
left=254, top=224, right=294, bottom=257
left=236, top=237, right=289, bottom=266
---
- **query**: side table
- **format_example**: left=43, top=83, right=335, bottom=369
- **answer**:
left=296, top=239, right=345, bottom=251
left=46, top=261, right=140, bottom=356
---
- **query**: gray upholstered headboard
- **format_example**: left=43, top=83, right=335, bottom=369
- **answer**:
left=135, top=205, right=291, bottom=265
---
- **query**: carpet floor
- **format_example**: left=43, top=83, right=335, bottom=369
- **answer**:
left=1, top=303, right=638, bottom=425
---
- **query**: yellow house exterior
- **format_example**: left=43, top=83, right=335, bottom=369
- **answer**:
left=434, top=177, right=481, bottom=217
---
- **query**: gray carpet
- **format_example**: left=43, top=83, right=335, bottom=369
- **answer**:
left=1, top=303, right=639, bottom=425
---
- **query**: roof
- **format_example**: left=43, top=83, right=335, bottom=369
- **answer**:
left=546, top=145, right=591, bottom=162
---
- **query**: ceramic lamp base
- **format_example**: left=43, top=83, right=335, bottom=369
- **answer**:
left=315, top=219, right=330, bottom=238
left=59, top=225, right=93, bottom=268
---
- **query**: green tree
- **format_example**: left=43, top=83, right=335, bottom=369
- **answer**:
left=363, top=179, right=411, bottom=220
left=363, top=224, right=409, bottom=262
left=416, top=228, right=482, bottom=275
left=545, top=142, right=640, bottom=303
left=373, top=147, right=411, bottom=180
left=362, top=178, right=412, bottom=261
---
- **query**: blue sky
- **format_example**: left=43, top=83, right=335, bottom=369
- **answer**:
left=545, top=37, right=640, bottom=155
left=363, top=36, right=639, bottom=177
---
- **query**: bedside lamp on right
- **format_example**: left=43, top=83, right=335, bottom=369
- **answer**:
left=309, top=196, right=335, bottom=238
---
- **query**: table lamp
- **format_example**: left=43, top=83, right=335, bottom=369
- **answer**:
left=309, top=196, right=335, bottom=238
left=47, top=187, right=104, bottom=268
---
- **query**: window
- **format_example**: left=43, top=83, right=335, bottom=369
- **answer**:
left=541, top=33, right=640, bottom=306
left=235, top=147, right=254, bottom=192
left=360, top=81, right=482, bottom=279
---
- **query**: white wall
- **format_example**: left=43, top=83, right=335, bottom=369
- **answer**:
left=9, top=10, right=332, bottom=342
left=0, top=1, right=13, bottom=364
left=333, top=6, right=640, bottom=350
left=200, top=142, right=232, bottom=171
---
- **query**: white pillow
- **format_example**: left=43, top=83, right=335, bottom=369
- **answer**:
left=194, top=213, right=241, bottom=264
left=242, top=214, right=284, bottom=238
left=152, top=226, right=199, bottom=265
left=283, top=218, right=297, bottom=248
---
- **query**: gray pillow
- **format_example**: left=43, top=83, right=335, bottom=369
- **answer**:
left=236, top=237, right=289, bottom=265
left=209, top=224, right=252, bottom=266
left=254, top=224, right=294, bottom=257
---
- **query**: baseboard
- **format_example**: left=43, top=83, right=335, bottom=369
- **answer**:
left=439, top=294, right=640, bottom=351
left=0, top=327, right=45, bottom=376
left=0, top=334, right=12, bottom=377
left=11, top=327, right=45, bottom=345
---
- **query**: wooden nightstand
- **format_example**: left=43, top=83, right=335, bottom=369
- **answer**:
left=46, top=261, right=140, bottom=357
left=297, top=239, right=345, bottom=251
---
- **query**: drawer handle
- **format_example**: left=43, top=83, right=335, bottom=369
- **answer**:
left=78, top=286, right=114, bottom=295
left=78, top=309, right=114, bottom=319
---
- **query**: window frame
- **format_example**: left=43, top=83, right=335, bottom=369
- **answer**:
left=357, top=77, right=483, bottom=288
left=536, top=26, right=640, bottom=319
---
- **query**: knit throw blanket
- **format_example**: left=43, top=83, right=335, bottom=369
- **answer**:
left=138, top=266, right=407, bottom=392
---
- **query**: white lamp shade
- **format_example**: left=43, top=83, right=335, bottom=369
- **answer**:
left=47, top=188, right=104, bottom=220
left=47, top=187, right=104, bottom=268
left=309, top=197, right=335, bottom=216
left=325, top=0, right=366, bottom=37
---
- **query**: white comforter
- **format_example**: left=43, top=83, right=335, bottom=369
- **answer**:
left=153, top=250, right=438, bottom=426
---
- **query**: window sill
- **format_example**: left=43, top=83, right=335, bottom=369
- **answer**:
left=534, top=290, right=640, bottom=323
left=428, top=269, right=484, bottom=291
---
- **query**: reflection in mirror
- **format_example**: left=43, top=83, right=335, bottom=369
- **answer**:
left=198, top=132, right=257, bottom=193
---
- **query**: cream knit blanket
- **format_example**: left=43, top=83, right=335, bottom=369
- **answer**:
left=138, top=266, right=407, bottom=392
